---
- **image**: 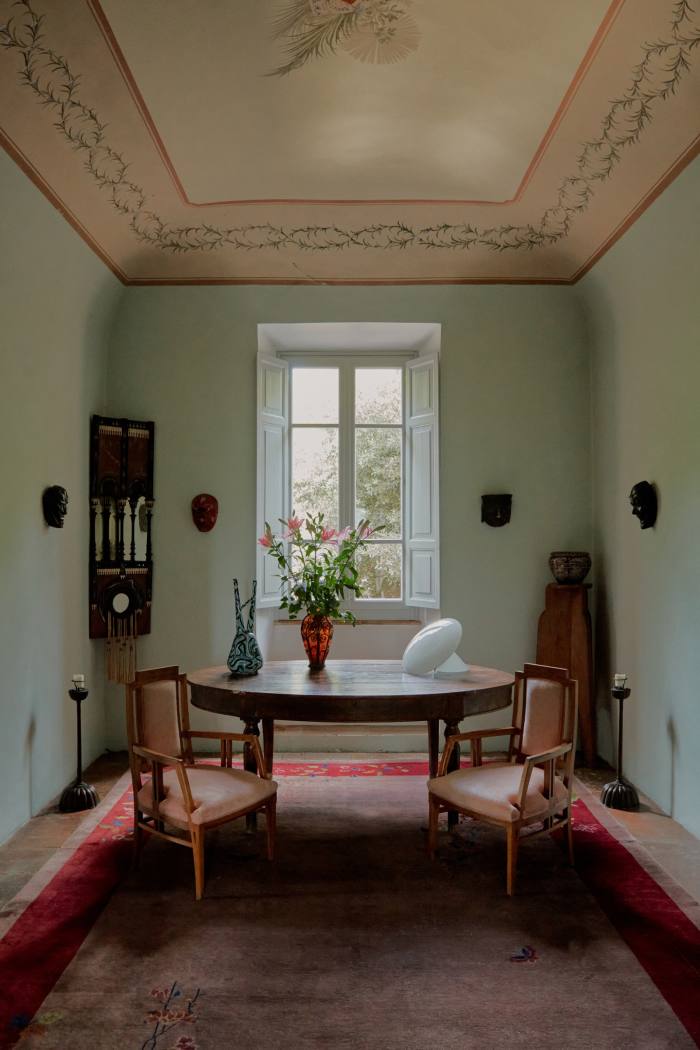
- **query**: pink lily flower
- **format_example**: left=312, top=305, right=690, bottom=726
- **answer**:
left=359, top=523, right=375, bottom=538
left=258, top=534, right=272, bottom=548
left=336, top=526, right=352, bottom=542
left=287, top=515, right=304, bottom=531
left=321, top=526, right=338, bottom=542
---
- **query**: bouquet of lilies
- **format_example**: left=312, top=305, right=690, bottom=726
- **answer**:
left=258, top=512, right=380, bottom=623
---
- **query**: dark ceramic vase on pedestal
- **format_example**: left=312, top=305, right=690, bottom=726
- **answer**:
left=301, top=614, right=334, bottom=671
left=548, top=551, right=592, bottom=585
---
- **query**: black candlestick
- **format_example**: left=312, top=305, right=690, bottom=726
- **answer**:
left=600, top=686, right=639, bottom=811
left=59, top=687, right=99, bottom=813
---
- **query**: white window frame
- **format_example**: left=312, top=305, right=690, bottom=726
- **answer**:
left=257, top=340, right=440, bottom=617
left=288, top=353, right=407, bottom=618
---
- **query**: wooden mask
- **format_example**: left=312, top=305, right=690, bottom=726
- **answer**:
left=192, top=493, right=219, bottom=532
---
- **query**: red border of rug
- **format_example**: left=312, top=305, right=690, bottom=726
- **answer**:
left=0, top=767, right=698, bottom=1047
left=570, top=798, right=700, bottom=1045
left=0, top=818, right=132, bottom=1046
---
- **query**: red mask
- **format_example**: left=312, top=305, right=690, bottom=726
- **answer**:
left=191, top=493, right=219, bottom=532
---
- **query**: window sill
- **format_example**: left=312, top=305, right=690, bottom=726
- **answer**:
left=274, top=618, right=421, bottom=626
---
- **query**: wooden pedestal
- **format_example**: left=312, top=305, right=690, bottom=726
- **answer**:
left=536, top=583, right=595, bottom=766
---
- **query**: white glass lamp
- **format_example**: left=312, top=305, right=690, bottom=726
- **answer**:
left=402, top=618, right=470, bottom=678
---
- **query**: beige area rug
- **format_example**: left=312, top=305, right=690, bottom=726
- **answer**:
left=16, top=774, right=697, bottom=1050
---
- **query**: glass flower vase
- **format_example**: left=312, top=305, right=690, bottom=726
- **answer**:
left=300, top=614, right=334, bottom=671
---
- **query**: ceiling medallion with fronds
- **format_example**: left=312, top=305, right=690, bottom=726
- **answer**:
left=268, top=0, right=421, bottom=76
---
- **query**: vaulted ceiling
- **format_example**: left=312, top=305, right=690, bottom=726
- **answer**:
left=1, top=0, right=698, bottom=284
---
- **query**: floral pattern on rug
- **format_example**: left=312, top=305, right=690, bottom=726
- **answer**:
left=10, top=1010, right=63, bottom=1042
left=142, top=982, right=201, bottom=1050
left=270, top=760, right=430, bottom=776
left=510, top=946, right=538, bottom=963
left=94, top=790, right=134, bottom=842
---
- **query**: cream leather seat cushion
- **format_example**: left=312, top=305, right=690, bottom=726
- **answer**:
left=137, top=766, right=277, bottom=828
left=428, top=762, right=567, bottom=823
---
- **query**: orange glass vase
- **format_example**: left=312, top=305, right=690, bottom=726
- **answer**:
left=300, top=614, right=334, bottom=671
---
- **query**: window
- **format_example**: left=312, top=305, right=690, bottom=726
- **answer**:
left=291, top=364, right=403, bottom=601
left=257, top=332, right=439, bottom=615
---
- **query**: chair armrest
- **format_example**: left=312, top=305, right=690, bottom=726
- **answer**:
left=131, top=744, right=183, bottom=767
left=180, top=732, right=270, bottom=780
left=131, top=746, right=195, bottom=815
left=515, top=742, right=573, bottom=812
left=437, top=727, right=520, bottom=777
left=522, top=742, right=572, bottom=768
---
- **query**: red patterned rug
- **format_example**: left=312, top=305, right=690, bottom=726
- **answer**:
left=0, top=762, right=698, bottom=1048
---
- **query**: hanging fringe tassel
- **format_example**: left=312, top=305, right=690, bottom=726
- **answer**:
left=106, top=611, right=137, bottom=684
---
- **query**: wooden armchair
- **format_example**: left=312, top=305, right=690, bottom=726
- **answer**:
left=428, top=663, right=577, bottom=895
left=126, top=666, right=277, bottom=900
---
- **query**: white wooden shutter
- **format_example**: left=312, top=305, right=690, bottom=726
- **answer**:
left=405, top=351, right=440, bottom=607
left=256, top=354, right=289, bottom=607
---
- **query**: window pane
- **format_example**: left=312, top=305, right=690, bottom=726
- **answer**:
left=292, top=368, right=339, bottom=424
left=356, top=544, right=402, bottom=600
left=355, top=368, right=402, bottom=424
left=292, top=427, right=338, bottom=529
left=355, top=427, right=401, bottom=538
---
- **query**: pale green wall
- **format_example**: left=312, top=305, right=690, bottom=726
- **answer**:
left=105, top=284, right=591, bottom=746
left=3, top=132, right=697, bottom=839
left=0, top=150, right=122, bottom=844
left=580, top=156, right=700, bottom=838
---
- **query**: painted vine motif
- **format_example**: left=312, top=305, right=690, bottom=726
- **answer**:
left=268, top=0, right=420, bottom=76
left=0, top=0, right=698, bottom=255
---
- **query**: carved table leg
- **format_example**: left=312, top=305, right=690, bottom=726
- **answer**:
left=262, top=717, right=274, bottom=777
left=444, top=719, right=461, bottom=828
left=427, top=719, right=439, bottom=780
left=243, top=716, right=260, bottom=831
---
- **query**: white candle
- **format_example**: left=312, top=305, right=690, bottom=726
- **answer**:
left=613, top=673, right=627, bottom=688
left=72, top=673, right=86, bottom=688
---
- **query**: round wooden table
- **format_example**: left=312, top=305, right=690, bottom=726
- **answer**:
left=188, top=661, right=514, bottom=807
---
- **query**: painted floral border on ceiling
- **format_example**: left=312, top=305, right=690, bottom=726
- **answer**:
left=1, top=0, right=699, bottom=255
